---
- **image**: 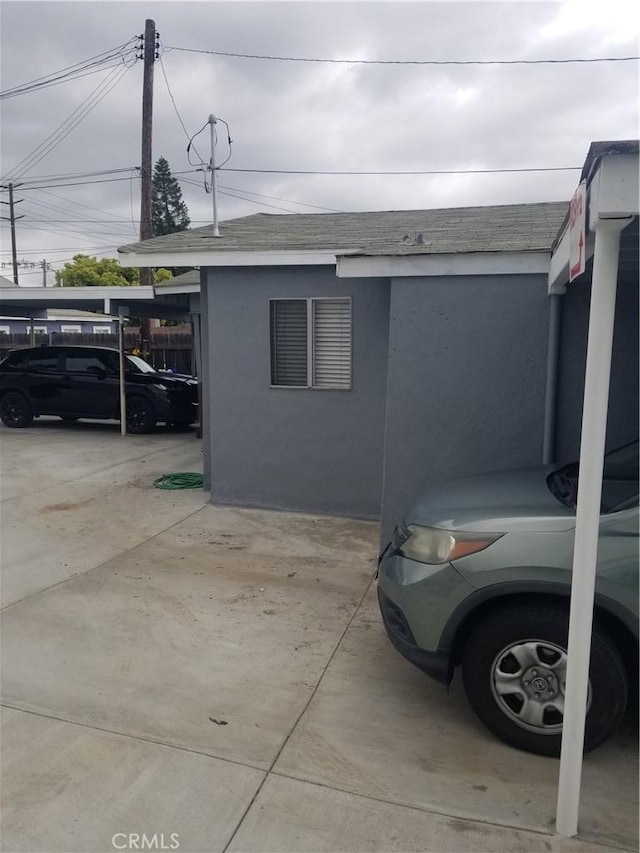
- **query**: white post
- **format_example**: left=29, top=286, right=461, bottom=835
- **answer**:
left=555, top=217, right=629, bottom=837
left=118, top=309, right=127, bottom=437
left=208, top=114, right=221, bottom=237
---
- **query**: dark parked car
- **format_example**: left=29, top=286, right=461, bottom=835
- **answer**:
left=0, top=346, right=198, bottom=434
left=378, top=441, right=638, bottom=756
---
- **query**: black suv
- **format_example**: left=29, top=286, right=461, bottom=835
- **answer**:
left=0, top=346, right=198, bottom=434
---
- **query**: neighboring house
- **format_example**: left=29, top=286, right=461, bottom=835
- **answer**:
left=0, top=307, right=117, bottom=337
left=0, top=275, right=118, bottom=336
left=117, top=141, right=638, bottom=539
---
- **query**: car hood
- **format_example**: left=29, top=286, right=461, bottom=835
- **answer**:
left=140, top=373, right=196, bottom=386
left=405, top=467, right=577, bottom=533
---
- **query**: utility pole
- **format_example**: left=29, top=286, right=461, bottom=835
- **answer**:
left=139, top=18, right=158, bottom=356
left=40, top=259, right=51, bottom=287
left=0, top=183, right=24, bottom=284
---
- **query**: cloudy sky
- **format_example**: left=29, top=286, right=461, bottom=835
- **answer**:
left=0, top=0, right=638, bottom=285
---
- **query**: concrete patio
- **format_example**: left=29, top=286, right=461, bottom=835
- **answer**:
left=1, top=419, right=637, bottom=852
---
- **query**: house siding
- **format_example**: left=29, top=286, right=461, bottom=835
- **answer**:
left=380, top=274, right=551, bottom=542
left=554, top=274, right=639, bottom=464
left=204, top=266, right=390, bottom=518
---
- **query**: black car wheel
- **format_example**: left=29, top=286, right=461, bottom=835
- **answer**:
left=0, top=392, right=34, bottom=428
left=462, top=604, right=628, bottom=756
left=125, top=396, right=156, bottom=434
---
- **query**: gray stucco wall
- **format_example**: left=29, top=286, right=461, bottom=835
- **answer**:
left=380, top=274, right=552, bottom=543
left=204, top=266, right=390, bottom=518
left=554, top=274, right=639, bottom=464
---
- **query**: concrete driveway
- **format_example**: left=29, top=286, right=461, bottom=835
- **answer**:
left=1, top=419, right=637, bottom=852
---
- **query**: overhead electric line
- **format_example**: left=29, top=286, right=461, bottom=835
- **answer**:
left=217, top=165, right=582, bottom=176
left=0, top=38, right=138, bottom=100
left=20, top=196, right=137, bottom=240
left=15, top=175, right=141, bottom=191
left=6, top=167, right=139, bottom=187
left=181, top=175, right=342, bottom=213
left=0, top=245, right=117, bottom=257
left=34, top=186, right=138, bottom=230
left=2, top=65, right=134, bottom=183
left=165, top=44, right=639, bottom=66
left=158, top=53, right=206, bottom=165
left=218, top=183, right=343, bottom=213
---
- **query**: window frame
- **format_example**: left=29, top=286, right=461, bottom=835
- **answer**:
left=269, top=296, right=353, bottom=391
left=60, top=324, right=82, bottom=334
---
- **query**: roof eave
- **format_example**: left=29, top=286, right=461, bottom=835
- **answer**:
left=117, top=249, right=340, bottom=268
left=337, top=250, right=552, bottom=278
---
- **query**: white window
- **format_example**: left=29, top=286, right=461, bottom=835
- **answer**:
left=27, top=326, right=47, bottom=334
left=60, top=325, right=82, bottom=334
left=0, top=325, right=10, bottom=335
left=270, top=298, right=352, bottom=389
left=93, top=325, right=111, bottom=334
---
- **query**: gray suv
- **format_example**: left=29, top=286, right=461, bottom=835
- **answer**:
left=377, top=441, right=638, bottom=756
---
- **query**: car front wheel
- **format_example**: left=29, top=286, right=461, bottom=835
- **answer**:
left=0, top=391, right=34, bottom=428
left=461, top=603, right=628, bottom=756
left=125, top=396, right=156, bottom=434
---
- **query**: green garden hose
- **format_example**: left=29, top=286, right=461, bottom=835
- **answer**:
left=153, top=472, right=204, bottom=490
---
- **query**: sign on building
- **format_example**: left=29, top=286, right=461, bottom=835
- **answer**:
left=569, top=182, right=587, bottom=282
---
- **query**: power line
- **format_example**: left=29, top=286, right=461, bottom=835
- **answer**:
left=3, top=164, right=585, bottom=196
left=6, top=167, right=139, bottom=187
left=5, top=164, right=584, bottom=194
left=217, top=165, right=582, bottom=176
left=158, top=53, right=206, bottom=165
left=18, top=175, right=141, bottom=191
left=14, top=214, right=135, bottom=244
left=0, top=245, right=118, bottom=257
left=218, top=189, right=300, bottom=215
left=180, top=175, right=327, bottom=214
left=28, top=186, right=138, bottom=232
left=2, top=65, right=133, bottom=183
left=19, top=196, right=137, bottom=240
left=0, top=39, right=138, bottom=100
left=182, top=175, right=343, bottom=212
left=218, top=183, right=343, bottom=213
left=165, top=44, right=639, bottom=66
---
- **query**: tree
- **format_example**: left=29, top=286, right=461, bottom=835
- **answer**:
left=56, top=255, right=172, bottom=287
left=152, top=156, right=190, bottom=236
left=56, top=255, right=138, bottom=287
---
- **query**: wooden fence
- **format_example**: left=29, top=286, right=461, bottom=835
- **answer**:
left=0, top=332, right=194, bottom=375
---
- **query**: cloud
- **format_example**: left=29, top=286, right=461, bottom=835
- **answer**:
left=0, top=0, right=637, bottom=279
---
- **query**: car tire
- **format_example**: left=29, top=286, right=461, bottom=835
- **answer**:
left=461, top=603, right=628, bottom=756
left=125, top=396, right=156, bottom=434
left=0, top=391, right=34, bottom=428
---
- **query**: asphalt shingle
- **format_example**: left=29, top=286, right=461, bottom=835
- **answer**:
left=118, top=201, right=569, bottom=258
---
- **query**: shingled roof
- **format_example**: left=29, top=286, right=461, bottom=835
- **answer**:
left=118, top=201, right=569, bottom=259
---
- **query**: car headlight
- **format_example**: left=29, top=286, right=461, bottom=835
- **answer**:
left=398, top=524, right=503, bottom=564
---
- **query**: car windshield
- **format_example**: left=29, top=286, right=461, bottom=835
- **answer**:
left=547, top=440, right=639, bottom=513
left=125, top=354, right=156, bottom=374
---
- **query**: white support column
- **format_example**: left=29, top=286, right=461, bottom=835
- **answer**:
left=556, top=217, right=630, bottom=837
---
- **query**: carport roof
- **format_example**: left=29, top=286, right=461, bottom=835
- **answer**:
left=117, top=202, right=569, bottom=263
left=0, top=285, right=155, bottom=315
